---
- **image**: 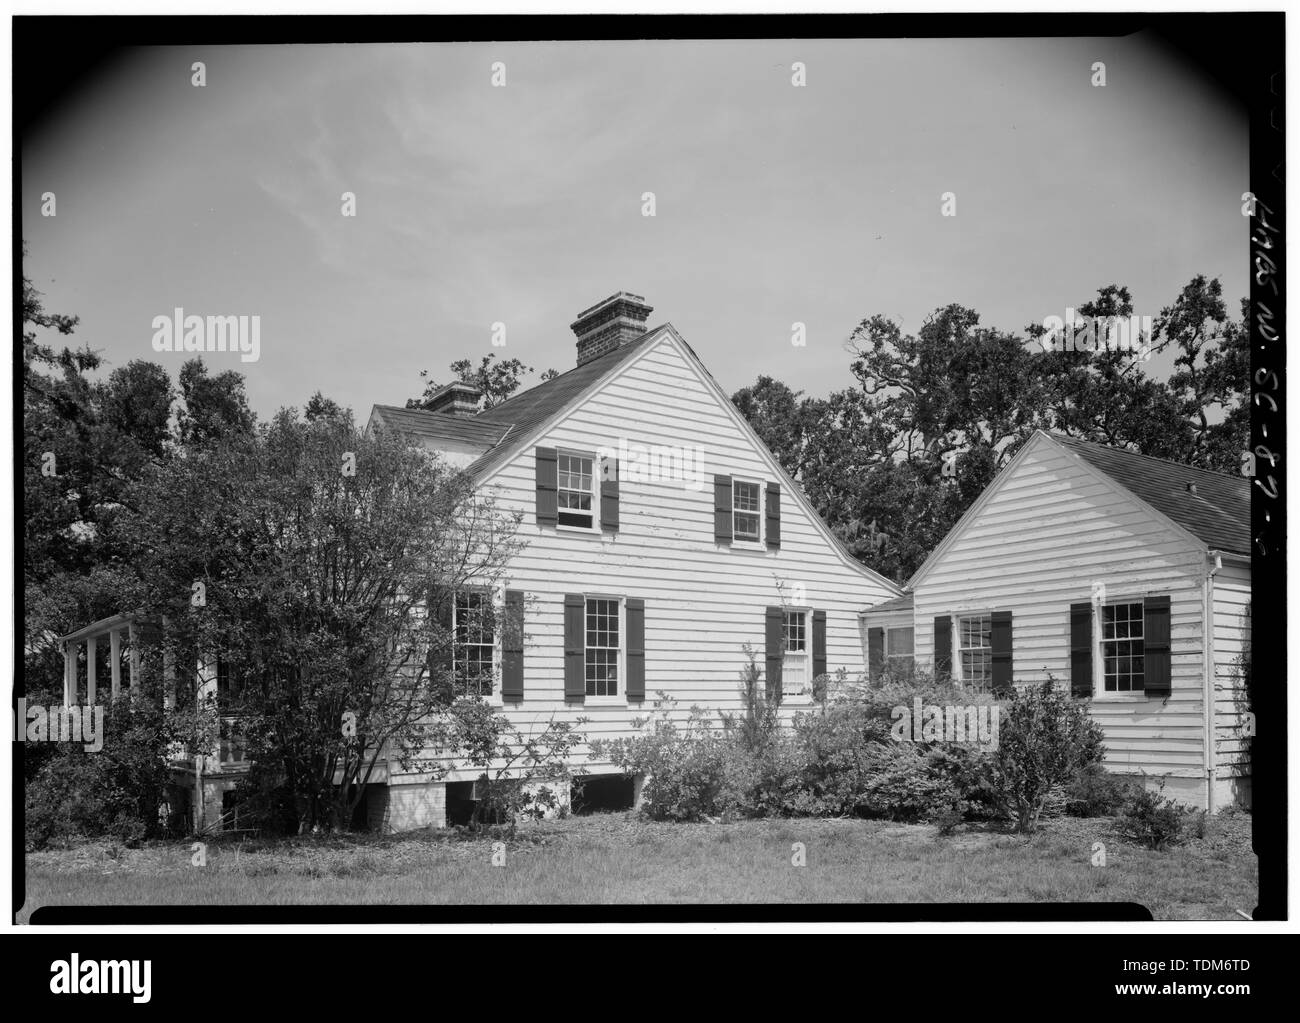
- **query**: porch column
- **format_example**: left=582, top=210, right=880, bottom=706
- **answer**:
left=128, top=621, right=140, bottom=694
left=162, top=616, right=175, bottom=711
left=63, top=641, right=75, bottom=708
left=86, top=636, right=97, bottom=706
left=110, top=629, right=122, bottom=699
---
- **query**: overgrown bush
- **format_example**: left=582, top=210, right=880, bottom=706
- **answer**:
left=721, top=645, right=780, bottom=754
left=1064, top=763, right=1141, bottom=817
left=438, top=699, right=587, bottom=835
left=24, top=697, right=186, bottom=850
left=1117, top=782, right=1204, bottom=849
left=989, top=678, right=1105, bottom=833
left=858, top=742, right=965, bottom=822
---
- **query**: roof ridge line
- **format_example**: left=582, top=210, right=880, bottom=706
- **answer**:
left=1053, top=431, right=1245, bottom=485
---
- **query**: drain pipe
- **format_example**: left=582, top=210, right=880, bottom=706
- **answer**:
left=1203, top=550, right=1223, bottom=814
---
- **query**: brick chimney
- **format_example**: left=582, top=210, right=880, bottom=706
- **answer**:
left=570, top=292, right=653, bottom=366
left=425, top=381, right=482, bottom=416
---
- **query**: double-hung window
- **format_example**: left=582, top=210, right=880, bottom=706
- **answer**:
left=733, top=480, right=762, bottom=542
left=782, top=609, right=810, bottom=696
left=585, top=598, right=620, bottom=697
left=958, top=614, right=992, bottom=685
left=1100, top=602, right=1144, bottom=693
left=557, top=451, right=595, bottom=529
left=453, top=591, right=496, bottom=697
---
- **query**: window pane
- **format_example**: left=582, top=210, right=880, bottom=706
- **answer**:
left=783, top=610, right=806, bottom=651
left=887, top=627, right=914, bottom=656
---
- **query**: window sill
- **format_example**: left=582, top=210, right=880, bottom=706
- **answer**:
left=729, top=539, right=766, bottom=551
left=1090, top=692, right=1148, bottom=702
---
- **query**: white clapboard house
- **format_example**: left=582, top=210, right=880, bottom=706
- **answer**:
left=55, top=292, right=902, bottom=833
left=359, top=292, right=903, bottom=828
left=860, top=429, right=1251, bottom=812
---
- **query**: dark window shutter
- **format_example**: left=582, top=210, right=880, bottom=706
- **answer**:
left=867, top=626, right=884, bottom=681
left=765, top=606, right=784, bottom=702
left=563, top=594, right=585, bottom=699
left=812, top=609, right=827, bottom=678
left=1143, top=594, right=1172, bottom=697
left=626, top=598, right=645, bottom=700
left=430, top=593, right=455, bottom=700
left=933, top=615, right=952, bottom=677
left=535, top=447, right=558, bottom=526
left=765, top=482, right=781, bottom=549
left=714, top=474, right=733, bottom=544
left=600, top=457, right=619, bottom=533
left=990, top=610, right=1013, bottom=695
left=1070, top=602, right=1093, bottom=697
left=501, top=590, right=525, bottom=701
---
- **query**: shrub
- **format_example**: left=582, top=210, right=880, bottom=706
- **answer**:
left=785, top=700, right=886, bottom=816
left=592, top=696, right=734, bottom=822
left=24, top=698, right=183, bottom=850
left=1064, top=763, right=1142, bottom=817
left=858, top=742, right=965, bottom=823
left=989, top=677, right=1106, bottom=833
left=446, top=700, right=587, bottom=835
left=1117, top=782, right=1204, bottom=849
left=721, top=645, right=780, bottom=754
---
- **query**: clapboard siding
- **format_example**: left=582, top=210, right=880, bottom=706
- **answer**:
left=390, top=332, right=899, bottom=783
left=1212, top=560, right=1252, bottom=777
left=912, top=432, right=1209, bottom=780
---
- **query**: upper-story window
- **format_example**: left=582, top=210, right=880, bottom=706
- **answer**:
left=557, top=451, right=595, bottom=529
left=1100, top=601, right=1144, bottom=693
left=733, top=479, right=762, bottom=541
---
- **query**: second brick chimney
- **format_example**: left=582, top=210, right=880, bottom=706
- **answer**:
left=570, top=292, right=653, bottom=366
left=425, top=381, right=483, bottom=416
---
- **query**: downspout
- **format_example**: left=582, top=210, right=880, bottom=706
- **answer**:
left=1203, top=550, right=1223, bottom=813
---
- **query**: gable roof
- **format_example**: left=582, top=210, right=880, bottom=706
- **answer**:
left=369, top=404, right=513, bottom=449
left=1050, top=434, right=1249, bottom=556
left=367, top=332, right=658, bottom=474
left=370, top=323, right=901, bottom=593
left=908, top=430, right=1250, bottom=589
left=465, top=330, right=661, bottom=478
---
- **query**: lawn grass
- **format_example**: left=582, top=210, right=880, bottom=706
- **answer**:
left=21, top=809, right=1256, bottom=920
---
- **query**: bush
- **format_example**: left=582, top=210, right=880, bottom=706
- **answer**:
left=721, top=645, right=780, bottom=754
left=989, top=678, right=1105, bottom=833
left=1117, top=782, right=1204, bottom=849
left=24, top=698, right=182, bottom=850
left=858, top=742, right=965, bottom=823
left=592, top=696, right=735, bottom=822
left=1064, top=763, right=1141, bottom=817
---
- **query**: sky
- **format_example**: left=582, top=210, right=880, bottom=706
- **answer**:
left=22, top=34, right=1248, bottom=419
